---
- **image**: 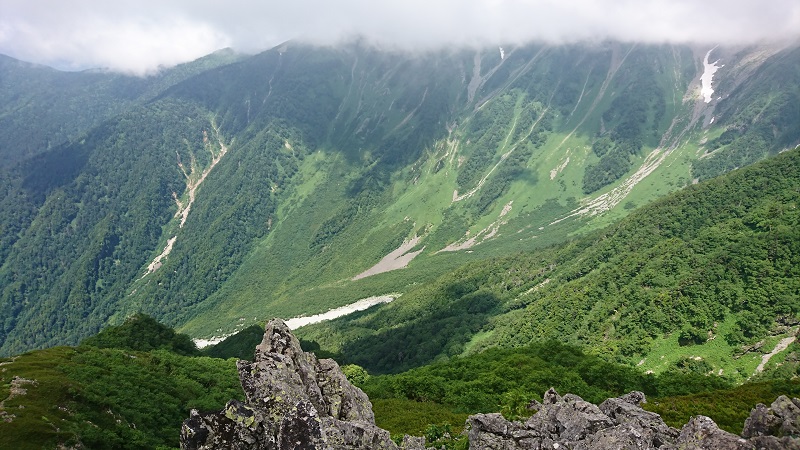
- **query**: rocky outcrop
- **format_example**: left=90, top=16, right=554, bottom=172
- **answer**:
left=467, top=388, right=679, bottom=449
left=182, top=319, right=800, bottom=449
left=740, top=395, right=800, bottom=450
left=467, top=388, right=800, bottom=450
left=181, top=319, right=420, bottom=450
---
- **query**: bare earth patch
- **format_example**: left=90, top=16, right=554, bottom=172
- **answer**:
left=352, top=236, right=424, bottom=280
left=756, top=333, right=797, bottom=374
left=143, top=122, right=231, bottom=277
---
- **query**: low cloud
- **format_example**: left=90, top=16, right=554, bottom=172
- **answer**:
left=2, top=0, right=799, bottom=75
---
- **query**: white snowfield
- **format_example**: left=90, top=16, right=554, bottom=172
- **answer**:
left=284, top=295, right=396, bottom=329
left=193, top=295, right=397, bottom=348
left=700, top=48, right=721, bottom=103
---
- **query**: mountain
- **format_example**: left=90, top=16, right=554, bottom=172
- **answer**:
left=296, top=147, right=800, bottom=380
left=0, top=40, right=799, bottom=356
left=0, top=49, right=243, bottom=167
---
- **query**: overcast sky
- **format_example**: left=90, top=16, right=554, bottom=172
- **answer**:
left=2, top=0, right=799, bottom=76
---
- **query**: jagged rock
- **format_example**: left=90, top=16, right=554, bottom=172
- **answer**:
left=526, top=399, right=542, bottom=412
left=742, top=395, right=800, bottom=438
left=619, top=391, right=647, bottom=407
left=181, top=319, right=405, bottom=450
left=598, top=396, right=678, bottom=446
left=469, top=389, right=664, bottom=449
left=400, top=435, right=426, bottom=450
left=665, top=415, right=752, bottom=450
left=749, top=435, right=800, bottom=450
left=742, top=403, right=782, bottom=439
left=572, top=423, right=657, bottom=450
left=468, top=413, right=533, bottom=449
left=468, top=389, right=800, bottom=450
left=523, top=392, right=615, bottom=442
left=542, top=387, right=561, bottom=405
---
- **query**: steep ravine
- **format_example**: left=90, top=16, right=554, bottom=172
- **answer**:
left=143, top=120, right=231, bottom=278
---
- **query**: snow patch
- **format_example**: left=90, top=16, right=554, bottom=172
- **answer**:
left=700, top=48, right=721, bottom=103
left=284, top=295, right=397, bottom=329
left=499, top=46, right=505, bottom=60
left=193, top=295, right=399, bottom=348
left=193, top=333, right=234, bottom=349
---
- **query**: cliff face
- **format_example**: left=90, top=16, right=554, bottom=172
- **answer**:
left=181, top=319, right=800, bottom=449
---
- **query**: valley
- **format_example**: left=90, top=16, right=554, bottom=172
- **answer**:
left=0, top=36, right=799, bottom=449
left=1, top=41, right=798, bottom=360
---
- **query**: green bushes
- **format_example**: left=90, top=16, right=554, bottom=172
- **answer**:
left=0, top=344, right=242, bottom=449
left=645, top=379, right=800, bottom=433
left=363, top=342, right=648, bottom=413
left=82, top=313, right=200, bottom=356
left=358, top=340, right=781, bottom=443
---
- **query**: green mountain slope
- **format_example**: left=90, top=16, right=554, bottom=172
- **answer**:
left=0, top=50, right=243, bottom=167
left=1, top=41, right=799, bottom=354
left=297, top=148, right=800, bottom=380
left=0, top=317, right=241, bottom=450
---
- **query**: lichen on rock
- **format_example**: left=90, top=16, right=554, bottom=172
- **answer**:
left=180, top=319, right=411, bottom=450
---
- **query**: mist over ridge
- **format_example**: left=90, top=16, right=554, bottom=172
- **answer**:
left=2, top=0, right=799, bottom=75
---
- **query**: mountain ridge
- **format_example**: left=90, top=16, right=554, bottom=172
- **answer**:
left=0, top=40, right=798, bottom=355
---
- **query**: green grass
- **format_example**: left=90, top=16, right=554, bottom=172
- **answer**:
left=371, top=398, right=469, bottom=438
left=645, top=379, right=800, bottom=433
left=0, top=347, right=80, bottom=449
left=462, top=331, right=494, bottom=355
left=0, top=345, right=242, bottom=449
left=638, top=314, right=799, bottom=383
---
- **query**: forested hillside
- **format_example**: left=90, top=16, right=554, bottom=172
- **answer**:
left=298, top=148, right=800, bottom=379
left=0, top=50, right=242, bottom=167
left=1, top=40, right=799, bottom=355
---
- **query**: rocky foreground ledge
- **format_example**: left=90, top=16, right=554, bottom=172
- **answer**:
left=181, top=319, right=800, bottom=449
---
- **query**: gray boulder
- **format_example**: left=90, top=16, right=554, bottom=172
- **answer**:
left=664, top=415, right=752, bottom=450
left=470, top=389, right=677, bottom=449
left=467, top=389, right=800, bottom=449
left=742, top=395, right=800, bottom=439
